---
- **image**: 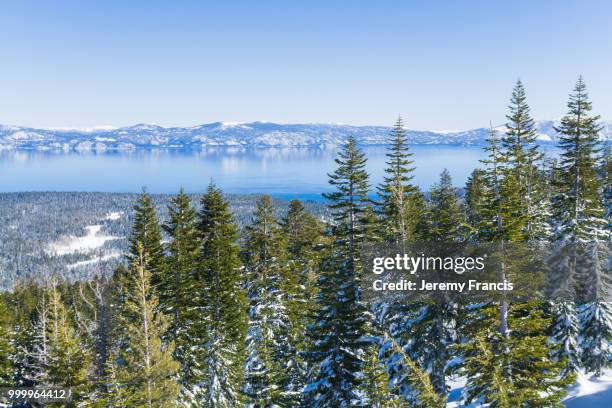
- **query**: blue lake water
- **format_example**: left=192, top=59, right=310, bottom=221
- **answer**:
left=0, top=146, right=558, bottom=200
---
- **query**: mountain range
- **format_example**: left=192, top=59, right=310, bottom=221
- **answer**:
left=1, top=120, right=610, bottom=151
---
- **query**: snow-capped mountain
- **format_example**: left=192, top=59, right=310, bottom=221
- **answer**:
left=0, top=120, right=609, bottom=151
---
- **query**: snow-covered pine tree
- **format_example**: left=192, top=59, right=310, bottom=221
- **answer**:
left=377, top=116, right=425, bottom=244
left=280, top=199, right=324, bottom=404
left=243, top=195, right=296, bottom=407
left=407, top=169, right=462, bottom=396
left=0, top=295, right=13, bottom=386
left=9, top=281, right=42, bottom=389
left=162, top=188, right=201, bottom=403
left=306, top=136, right=372, bottom=407
left=193, top=182, right=248, bottom=407
left=551, top=77, right=611, bottom=376
left=108, top=242, right=180, bottom=407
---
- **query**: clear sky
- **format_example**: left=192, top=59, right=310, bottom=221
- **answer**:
left=1, top=0, right=611, bottom=130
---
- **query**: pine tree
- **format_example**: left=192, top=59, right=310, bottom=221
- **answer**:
left=0, top=296, right=14, bottom=386
left=280, top=199, right=323, bottom=402
left=382, top=336, right=445, bottom=408
left=464, top=168, right=489, bottom=236
left=459, top=102, right=570, bottom=404
left=424, top=169, right=465, bottom=242
left=37, top=281, right=92, bottom=407
left=193, top=182, right=248, bottom=407
left=551, top=77, right=610, bottom=376
left=127, top=191, right=164, bottom=283
left=502, top=80, right=546, bottom=240
left=307, top=136, right=372, bottom=406
left=359, top=345, right=406, bottom=408
left=377, top=116, right=425, bottom=244
left=407, top=170, right=463, bottom=396
left=109, top=243, right=180, bottom=407
left=162, top=188, right=200, bottom=402
left=460, top=303, right=572, bottom=407
left=243, top=195, right=296, bottom=406
left=9, top=281, right=42, bottom=389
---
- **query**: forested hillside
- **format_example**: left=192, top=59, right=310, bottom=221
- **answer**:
left=0, top=78, right=610, bottom=407
left=0, top=192, right=328, bottom=290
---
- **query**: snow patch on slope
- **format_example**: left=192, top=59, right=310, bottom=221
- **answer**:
left=46, top=225, right=119, bottom=256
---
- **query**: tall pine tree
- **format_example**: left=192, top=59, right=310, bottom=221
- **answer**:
left=280, top=199, right=324, bottom=405
left=551, top=77, right=611, bottom=376
left=162, top=188, right=201, bottom=403
left=193, top=182, right=248, bottom=407
left=307, top=136, right=372, bottom=406
left=127, top=191, right=164, bottom=285
left=377, top=116, right=424, bottom=244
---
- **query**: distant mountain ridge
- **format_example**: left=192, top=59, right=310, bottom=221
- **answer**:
left=1, top=120, right=610, bottom=151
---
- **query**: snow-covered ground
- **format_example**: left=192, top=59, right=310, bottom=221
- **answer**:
left=564, top=370, right=612, bottom=407
left=446, top=370, right=612, bottom=407
left=46, top=225, right=119, bottom=256
left=105, top=211, right=123, bottom=221
left=66, top=251, right=122, bottom=269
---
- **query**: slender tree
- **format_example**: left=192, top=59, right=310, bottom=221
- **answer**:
left=193, top=182, right=248, bottom=407
left=550, top=77, right=611, bottom=376
left=162, top=188, right=201, bottom=402
left=502, top=80, right=547, bottom=240
left=127, top=191, right=164, bottom=283
left=307, top=136, right=372, bottom=406
left=377, top=116, right=424, bottom=244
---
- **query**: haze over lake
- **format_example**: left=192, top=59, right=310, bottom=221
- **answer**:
left=0, top=146, right=558, bottom=200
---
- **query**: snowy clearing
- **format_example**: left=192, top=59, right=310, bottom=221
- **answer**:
left=446, top=370, right=612, bottom=407
left=46, top=225, right=119, bottom=256
left=105, top=211, right=123, bottom=220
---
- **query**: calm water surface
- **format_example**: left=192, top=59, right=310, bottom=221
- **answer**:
left=0, top=146, right=556, bottom=200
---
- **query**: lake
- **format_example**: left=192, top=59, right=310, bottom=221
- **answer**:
left=0, top=145, right=557, bottom=200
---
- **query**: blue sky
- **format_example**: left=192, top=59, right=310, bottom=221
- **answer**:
left=1, top=0, right=611, bottom=130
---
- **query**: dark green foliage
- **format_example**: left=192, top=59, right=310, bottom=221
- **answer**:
left=308, top=137, right=372, bottom=406
left=243, top=195, right=295, bottom=406
left=0, top=296, right=13, bottom=386
left=161, top=188, right=200, bottom=402
left=127, top=191, right=165, bottom=280
left=425, top=169, right=466, bottom=242
left=194, top=182, right=248, bottom=406
left=280, top=199, right=324, bottom=404
left=552, top=76, right=608, bottom=242
left=551, top=77, right=610, bottom=376
left=377, top=116, right=425, bottom=244
left=502, top=80, right=549, bottom=240
left=464, top=168, right=489, bottom=236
